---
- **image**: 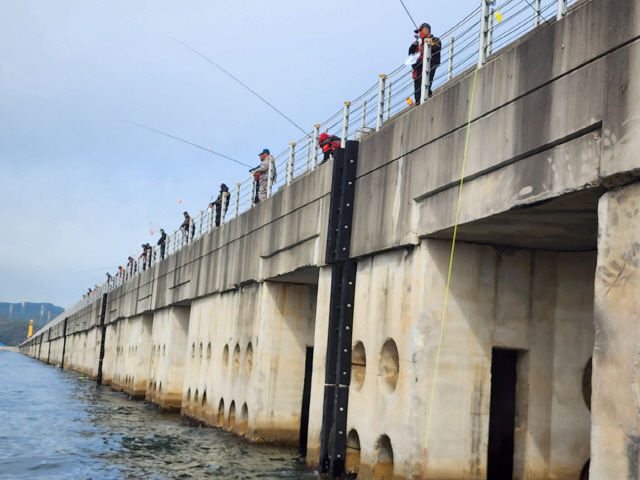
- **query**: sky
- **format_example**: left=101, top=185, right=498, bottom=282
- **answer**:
left=0, top=1, right=476, bottom=309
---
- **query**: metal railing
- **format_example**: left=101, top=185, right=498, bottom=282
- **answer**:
left=79, top=0, right=574, bottom=302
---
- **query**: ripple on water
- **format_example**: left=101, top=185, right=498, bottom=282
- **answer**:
left=0, top=351, right=313, bottom=479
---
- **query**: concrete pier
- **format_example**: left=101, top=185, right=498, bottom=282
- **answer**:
left=20, top=0, right=640, bottom=477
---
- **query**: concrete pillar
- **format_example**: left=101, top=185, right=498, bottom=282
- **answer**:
left=306, top=267, right=333, bottom=466
left=592, top=182, right=640, bottom=479
left=147, top=306, right=190, bottom=410
left=251, top=281, right=317, bottom=444
left=122, top=314, right=153, bottom=399
left=101, top=322, right=117, bottom=386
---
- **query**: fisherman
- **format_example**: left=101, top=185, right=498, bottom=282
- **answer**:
left=213, top=183, right=230, bottom=226
left=157, top=228, right=167, bottom=260
left=140, top=243, right=152, bottom=270
left=409, top=22, right=441, bottom=105
left=180, top=211, right=192, bottom=242
left=319, top=133, right=341, bottom=163
left=251, top=149, right=277, bottom=203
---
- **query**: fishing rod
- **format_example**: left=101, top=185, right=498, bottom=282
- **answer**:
left=398, top=0, right=419, bottom=29
left=157, top=34, right=308, bottom=136
left=124, top=120, right=253, bottom=168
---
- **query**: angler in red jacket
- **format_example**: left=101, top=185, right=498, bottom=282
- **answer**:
left=319, top=132, right=341, bottom=163
left=409, top=22, right=441, bottom=105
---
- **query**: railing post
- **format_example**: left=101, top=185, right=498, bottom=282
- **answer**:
left=488, top=8, right=495, bottom=56
left=306, top=135, right=312, bottom=172
left=251, top=175, right=257, bottom=207
left=385, top=82, right=392, bottom=120
left=534, top=0, right=541, bottom=26
left=234, top=182, right=241, bottom=217
left=312, top=124, right=320, bottom=169
left=267, top=158, right=274, bottom=197
left=287, top=142, right=296, bottom=185
left=361, top=99, right=367, bottom=137
left=207, top=204, right=214, bottom=231
left=420, top=39, right=432, bottom=103
left=376, top=74, right=386, bottom=131
left=448, top=36, right=455, bottom=80
left=221, top=192, right=229, bottom=225
left=198, top=210, right=204, bottom=237
left=341, top=102, right=350, bottom=148
left=478, top=0, right=491, bottom=67
left=557, top=0, right=566, bottom=19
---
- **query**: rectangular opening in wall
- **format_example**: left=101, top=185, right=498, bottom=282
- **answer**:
left=487, top=347, right=519, bottom=480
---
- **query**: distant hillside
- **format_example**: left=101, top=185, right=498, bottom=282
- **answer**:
left=0, top=302, right=64, bottom=346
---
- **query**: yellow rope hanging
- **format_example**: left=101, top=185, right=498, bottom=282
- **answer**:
left=420, top=64, right=480, bottom=480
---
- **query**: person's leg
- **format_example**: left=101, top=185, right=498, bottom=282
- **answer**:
left=258, top=181, right=267, bottom=202
left=413, top=74, right=421, bottom=105
left=428, top=67, right=437, bottom=97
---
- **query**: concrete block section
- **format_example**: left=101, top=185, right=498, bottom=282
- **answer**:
left=592, top=182, right=640, bottom=479
left=147, top=306, right=190, bottom=411
left=250, top=281, right=317, bottom=444
left=601, top=39, right=640, bottom=187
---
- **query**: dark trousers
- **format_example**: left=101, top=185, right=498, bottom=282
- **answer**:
left=413, top=67, right=437, bottom=105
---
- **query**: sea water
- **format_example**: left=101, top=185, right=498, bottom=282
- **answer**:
left=0, top=351, right=316, bottom=479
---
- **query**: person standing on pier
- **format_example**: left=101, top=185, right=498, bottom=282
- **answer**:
left=251, top=149, right=276, bottom=203
left=213, top=183, right=230, bottom=226
left=409, top=22, right=441, bottom=105
left=180, top=211, right=192, bottom=242
left=157, top=229, right=167, bottom=259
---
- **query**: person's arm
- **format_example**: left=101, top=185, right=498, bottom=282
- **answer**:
left=430, top=37, right=441, bottom=66
left=256, top=160, right=269, bottom=173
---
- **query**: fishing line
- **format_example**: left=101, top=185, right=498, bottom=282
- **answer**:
left=156, top=34, right=308, bottom=136
left=124, top=120, right=252, bottom=168
left=419, top=64, right=479, bottom=480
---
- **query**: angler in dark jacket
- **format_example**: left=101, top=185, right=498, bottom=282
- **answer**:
left=213, top=183, right=230, bottom=226
left=157, top=229, right=167, bottom=259
left=408, top=22, right=441, bottom=105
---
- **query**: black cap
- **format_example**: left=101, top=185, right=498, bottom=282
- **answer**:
left=414, top=22, right=431, bottom=33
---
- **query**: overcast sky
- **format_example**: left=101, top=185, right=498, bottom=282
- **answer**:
left=0, top=1, right=477, bottom=309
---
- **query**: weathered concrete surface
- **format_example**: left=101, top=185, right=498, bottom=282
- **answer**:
left=352, top=0, right=639, bottom=256
left=307, top=242, right=594, bottom=479
left=109, top=314, right=152, bottom=398
left=593, top=182, right=640, bottom=479
left=181, top=281, right=317, bottom=443
left=146, top=306, right=189, bottom=410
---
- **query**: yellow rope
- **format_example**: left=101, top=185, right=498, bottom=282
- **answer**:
left=420, top=65, right=480, bottom=480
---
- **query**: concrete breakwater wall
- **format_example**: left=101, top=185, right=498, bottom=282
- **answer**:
left=23, top=161, right=332, bottom=446
left=21, top=0, right=640, bottom=477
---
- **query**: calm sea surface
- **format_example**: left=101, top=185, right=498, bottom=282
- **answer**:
left=0, top=351, right=316, bottom=480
